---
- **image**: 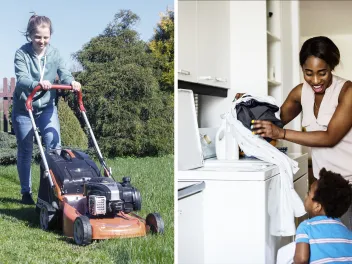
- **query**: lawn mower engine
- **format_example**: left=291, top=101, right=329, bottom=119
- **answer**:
left=84, top=177, right=141, bottom=216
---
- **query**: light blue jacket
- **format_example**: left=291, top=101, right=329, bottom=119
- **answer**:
left=13, top=43, right=74, bottom=114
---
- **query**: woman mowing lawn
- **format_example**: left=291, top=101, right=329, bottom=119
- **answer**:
left=12, top=13, right=81, bottom=204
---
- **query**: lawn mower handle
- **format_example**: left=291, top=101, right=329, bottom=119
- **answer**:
left=25, top=84, right=86, bottom=112
left=25, top=84, right=113, bottom=181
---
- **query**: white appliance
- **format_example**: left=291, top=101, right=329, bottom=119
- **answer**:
left=178, top=154, right=308, bottom=264
left=178, top=89, right=204, bottom=170
left=178, top=182, right=206, bottom=264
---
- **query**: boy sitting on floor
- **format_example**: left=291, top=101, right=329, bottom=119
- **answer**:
left=294, top=168, right=352, bottom=264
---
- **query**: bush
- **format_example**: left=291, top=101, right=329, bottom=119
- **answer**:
left=72, top=10, right=173, bottom=157
left=0, top=131, right=17, bottom=148
left=0, top=148, right=17, bottom=165
left=0, top=132, right=40, bottom=165
left=0, top=132, right=18, bottom=165
left=57, top=97, right=88, bottom=150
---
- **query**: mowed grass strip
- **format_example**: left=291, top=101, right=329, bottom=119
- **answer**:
left=0, top=155, right=174, bottom=264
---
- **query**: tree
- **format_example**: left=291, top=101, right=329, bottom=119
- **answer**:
left=71, top=10, right=173, bottom=157
left=148, top=8, right=174, bottom=93
left=147, top=8, right=174, bottom=154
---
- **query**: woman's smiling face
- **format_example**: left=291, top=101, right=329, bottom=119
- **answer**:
left=30, top=24, right=51, bottom=55
left=302, top=56, right=333, bottom=94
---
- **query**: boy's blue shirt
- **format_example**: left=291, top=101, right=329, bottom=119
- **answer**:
left=13, top=42, right=74, bottom=113
left=296, top=215, right=352, bottom=263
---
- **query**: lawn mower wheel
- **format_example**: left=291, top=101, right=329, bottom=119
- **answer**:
left=40, top=205, right=56, bottom=231
left=73, top=215, right=92, bottom=245
left=146, top=213, right=165, bottom=234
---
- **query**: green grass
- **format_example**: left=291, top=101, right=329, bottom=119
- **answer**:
left=0, top=155, right=174, bottom=264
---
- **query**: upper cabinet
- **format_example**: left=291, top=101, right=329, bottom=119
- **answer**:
left=179, top=0, right=301, bottom=153
left=178, top=1, right=198, bottom=83
left=196, top=1, right=230, bottom=89
left=178, top=0, right=300, bottom=112
left=178, top=0, right=231, bottom=89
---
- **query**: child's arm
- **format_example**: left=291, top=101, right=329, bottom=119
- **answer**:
left=293, top=221, right=310, bottom=264
left=293, top=243, right=310, bottom=264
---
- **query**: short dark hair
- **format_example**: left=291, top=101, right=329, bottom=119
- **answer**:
left=313, top=168, right=352, bottom=218
left=299, top=36, right=340, bottom=70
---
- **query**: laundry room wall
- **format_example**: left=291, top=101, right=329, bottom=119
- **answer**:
left=300, top=0, right=352, bottom=161
left=300, top=1, right=352, bottom=80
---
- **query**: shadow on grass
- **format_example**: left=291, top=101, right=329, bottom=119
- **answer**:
left=0, top=207, right=40, bottom=228
left=57, top=236, right=75, bottom=244
left=57, top=235, right=132, bottom=263
left=57, top=236, right=108, bottom=246
left=0, top=197, right=22, bottom=204
left=0, top=203, right=64, bottom=238
left=0, top=196, right=40, bottom=228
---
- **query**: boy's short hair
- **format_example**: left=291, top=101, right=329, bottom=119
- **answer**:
left=313, top=168, right=352, bottom=218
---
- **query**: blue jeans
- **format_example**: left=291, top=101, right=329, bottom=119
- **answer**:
left=12, top=106, right=61, bottom=194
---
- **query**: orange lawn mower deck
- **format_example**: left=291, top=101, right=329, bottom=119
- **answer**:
left=26, top=85, right=164, bottom=245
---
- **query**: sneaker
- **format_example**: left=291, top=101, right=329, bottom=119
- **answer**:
left=21, top=193, right=35, bottom=205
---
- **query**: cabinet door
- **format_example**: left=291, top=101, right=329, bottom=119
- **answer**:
left=197, top=1, right=230, bottom=89
left=178, top=1, right=197, bottom=83
left=178, top=181, right=205, bottom=264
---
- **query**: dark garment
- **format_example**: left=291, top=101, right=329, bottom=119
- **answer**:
left=235, top=98, right=283, bottom=141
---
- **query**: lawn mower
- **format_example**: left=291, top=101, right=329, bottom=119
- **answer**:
left=26, top=84, right=164, bottom=245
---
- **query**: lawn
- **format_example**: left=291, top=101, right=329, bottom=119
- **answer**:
left=0, top=155, right=174, bottom=264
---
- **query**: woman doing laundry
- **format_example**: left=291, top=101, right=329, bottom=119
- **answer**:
left=237, top=36, right=352, bottom=229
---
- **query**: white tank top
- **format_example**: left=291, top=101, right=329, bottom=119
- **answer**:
left=301, top=75, right=352, bottom=180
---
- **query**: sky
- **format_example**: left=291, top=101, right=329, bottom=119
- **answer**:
left=0, top=0, right=174, bottom=83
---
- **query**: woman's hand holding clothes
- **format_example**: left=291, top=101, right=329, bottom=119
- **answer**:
left=251, top=120, right=285, bottom=139
left=39, top=80, right=52, bottom=90
left=234, top=92, right=287, bottom=140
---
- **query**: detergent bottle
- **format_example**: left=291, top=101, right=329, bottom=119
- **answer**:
left=225, top=121, right=239, bottom=160
left=215, top=113, right=239, bottom=160
left=215, top=114, right=227, bottom=160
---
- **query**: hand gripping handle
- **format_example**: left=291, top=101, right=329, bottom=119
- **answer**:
left=25, top=84, right=86, bottom=112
